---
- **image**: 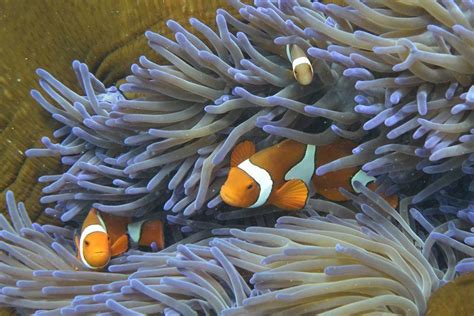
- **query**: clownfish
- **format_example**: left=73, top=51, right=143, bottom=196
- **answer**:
left=74, top=208, right=164, bottom=270
left=220, top=139, right=398, bottom=211
left=287, top=44, right=313, bottom=85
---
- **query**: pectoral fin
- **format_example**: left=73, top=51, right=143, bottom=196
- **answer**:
left=74, top=233, right=80, bottom=257
left=231, top=141, right=256, bottom=167
left=74, top=233, right=81, bottom=270
left=270, top=179, right=308, bottom=211
left=110, top=235, right=129, bottom=257
left=384, top=194, right=399, bottom=209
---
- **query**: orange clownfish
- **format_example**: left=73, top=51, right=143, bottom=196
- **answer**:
left=74, top=208, right=164, bottom=270
left=286, top=44, right=313, bottom=85
left=220, top=139, right=398, bottom=211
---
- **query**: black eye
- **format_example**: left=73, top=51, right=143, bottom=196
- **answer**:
left=247, top=184, right=253, bottom=190
left=84, top=240, right=90, bottom=246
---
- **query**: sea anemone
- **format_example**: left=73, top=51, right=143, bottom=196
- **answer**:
left=0, top=190, right=243, bottom=315
left=26, top=0, right=473, bottom=225
left=220, top=183, right=450, bottom=316
left=3, top=0, right=474, bottom=314
left=25, top=0, right=362, bottom=223
left=422, top=178, right=474, bottom=275
left=0, top=183, right=466, bottom=314
left=298, top=0, right=474, bottom=204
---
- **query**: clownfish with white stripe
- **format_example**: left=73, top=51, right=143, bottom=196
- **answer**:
left=220, top=139, right=398, bottom=211
left=287, top=44, right=313, bottom=85
left=74, top=208, right=165, bottom=270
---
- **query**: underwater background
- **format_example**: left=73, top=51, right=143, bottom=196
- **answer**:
left=0, top=0, right=474, bottom=315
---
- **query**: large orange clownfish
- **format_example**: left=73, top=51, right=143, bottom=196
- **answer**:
left=220, top=139, right=398, bottom=211
left=74, top=208, right=164, bottom=270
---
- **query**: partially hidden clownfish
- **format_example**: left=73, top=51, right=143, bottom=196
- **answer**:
left=220, top=139, right=398, bottom=211
left=74, top=208, right=164, bottom=270
left=287, top=44, right=313, bottom=85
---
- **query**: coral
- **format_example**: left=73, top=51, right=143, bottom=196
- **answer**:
left=425, top=272, right=474, bottom=316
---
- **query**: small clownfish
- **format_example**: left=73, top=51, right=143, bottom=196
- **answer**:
left=286, top=44, right=313, bottom=85
left=220, top=139, right=399, bottom=211
left=74, top=208, right=165, bottom=270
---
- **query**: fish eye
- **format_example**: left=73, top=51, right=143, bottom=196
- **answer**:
left=84, top=240, right=90, bottom=246
left=247, top=184, right=253, bottom=190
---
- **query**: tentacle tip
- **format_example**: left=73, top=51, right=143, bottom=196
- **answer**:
left=30, top=89, right=40, bottom=97
left=262, top=125, right=275, bottom=134
left=35, top=68, right=47, bottom=76
left=24, top=149, right=35, bottom=157
left=166, top=19, right=177, bottom=27
left=215, top=13, right=226, bottom=23
left=315, top=166, right=327, bottom=176
left=144, top=30, right=156, bottom=39
left=411, top=195, right=424, bottom=204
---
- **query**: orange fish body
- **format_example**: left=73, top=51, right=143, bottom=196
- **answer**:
left=220, top=139, right=398, bottom=211
left=74, top=208, right=164, bottom=270
left=221, top=139, right=313, bottom=211
left=312, top=139, right=359, bottom=201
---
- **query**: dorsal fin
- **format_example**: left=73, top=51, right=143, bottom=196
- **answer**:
left=82, top=208, right=98, bottom=231
left=231, top=141, right=256, bottom=167
left=74, top=232, right=80, bottom=257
